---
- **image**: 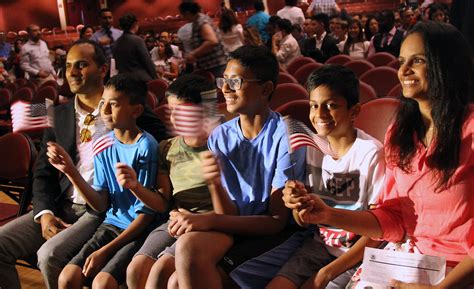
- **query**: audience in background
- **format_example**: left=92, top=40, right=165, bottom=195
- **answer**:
left=218, top=8, right=244, bottom=53
left=368, top=10, right=404, bottom=57
left=20, top=24, right=56, bottom=86
left=7, top=39, right=25, bottom=79
left=428, top=3, right=449, bottom=22
left=0, top=32, right=12, bottom=66
left=150, top=41, right=179, bottom=82
left=341, top=19, right=370, bottom=59
left=364, top=16, right=379, bottom=41
left=113, top=13, right=156, bottom=81
left=79, top=26, right=95, bottom=40
left=272, top=18, right=301, bottom=68
left=243, top=25, right=264, bottom=46
left=306, top=0, right=340, bottom=17
left=91, top=8, right=123, bottom=62
left=179, top=1, right=227, bottom=77
left=277, top=0, right=305, bottom=29
left=302, top=14, right=340, bottom=63
left=246, top=0, right=271, bottom=43
left=400, top=6, right=416, bottom=33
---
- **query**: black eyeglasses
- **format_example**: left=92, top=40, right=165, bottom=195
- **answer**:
left=216, top=77, right=261, bottom=91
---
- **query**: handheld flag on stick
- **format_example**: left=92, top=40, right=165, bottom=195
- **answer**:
left=284, top=117, right=335, bottom=158
left=11, top=98, right=54, bottom=133
left=165, top=89, right=222, bottom=137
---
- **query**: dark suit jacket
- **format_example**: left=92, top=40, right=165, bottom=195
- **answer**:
left=302, top=34, right=340, bottom=63
left=32, top=100, right=168, bottom=216
left=113, top=32, right=157, bottom=82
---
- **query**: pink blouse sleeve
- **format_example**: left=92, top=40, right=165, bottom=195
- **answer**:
left=370, top=167, right=406, bottom=243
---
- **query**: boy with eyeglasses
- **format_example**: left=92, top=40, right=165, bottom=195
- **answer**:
left=47, top=74, right=161, bottom=289
left=151, top=45, right=307, bottom=289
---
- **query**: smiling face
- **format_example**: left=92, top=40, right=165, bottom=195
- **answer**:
left=348, top=22, right=360, bottom=39
left=220, top=59, right=270, bottom=115
left=100, top=87, right=141, bottom=130
left=66, top=44, right=106, bottom=95
left=309, top=85, right=358, bottom=138
left=398, top=33, right=429, bottom=101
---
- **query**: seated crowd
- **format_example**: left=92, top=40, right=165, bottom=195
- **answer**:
left=0, top=0, right=472, bottom=289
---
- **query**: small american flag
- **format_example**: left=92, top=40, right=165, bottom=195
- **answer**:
left=165, top=89, right=222, bottom=137
left=284, top=117, right=335, bottom=158
left=92, top=132, right=114, bottom=156
left=166, top=103, right=205, bottom=136
left=10, top=99, right=53, bottom=132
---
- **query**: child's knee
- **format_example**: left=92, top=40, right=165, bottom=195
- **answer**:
left=126, top=255, right=153, bottom=286
left=92, top=272, right=117, bottom=289
left=167, top=272, right=179, bottom=289
left=58, top=264, right=82, bottom=289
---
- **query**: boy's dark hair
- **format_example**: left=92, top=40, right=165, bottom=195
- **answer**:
left=268, top=15, right=281, bottom=26
left=71, top=39, right=107, bottom=67
left=254, top=1, right=265, bottom=11
left=119, top=13, right=137, bottom=32
left=285, top=0, right=297, bottom=6
left=166, top=74, right=215, bottom=104
left=179, top=2, right=201, bottom=15
left=277, top=18, right=293, bottom=34
left=229, top=45, right=279, bottom=99
left=105, top=73, right=147, bottom=105
left=312, top=13, right=330, bottom=32
left=306, top=65, right=359, bottom=107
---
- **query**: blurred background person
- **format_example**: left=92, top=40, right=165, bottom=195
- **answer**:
left=151, top=41, right=179, bottom=83
left=246, top=0, right=270, bottom=43
left=243, top=25, right=264, bottom=46
left=429, top=3, right=449, bottom=22
left=218, top=8, right=244, bottom=53
left=341, top=19, right=370, bottom=59
left=364, top=15, right=379, bottom=41
left=79, top=25, right=95, bottom=40
left=179, top=1, right=227, bottom=77
left=113, top=13, right=157, bottom=81
left=272, top=18, right=301, bottom=68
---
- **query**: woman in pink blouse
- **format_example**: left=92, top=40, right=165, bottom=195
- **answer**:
left=283, top=21, right=473, bottom=289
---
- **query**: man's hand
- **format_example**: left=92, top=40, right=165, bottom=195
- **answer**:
left=37, top=70, right=50, bottom=78
left=46, top=142, right=76, bottom=176
left=200, top=151, right=221, bottom=185
left=40, top=213, right=71, bottom=240
left=98, top=36, right=111, bottom=46
left=167, top=208, right=213, bottom=237
left=83, top=248, right=110, bottom=278
left=115, top=162, right=139, bottom=190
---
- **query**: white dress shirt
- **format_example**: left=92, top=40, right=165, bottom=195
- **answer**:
left=20, top=39, right=55, bottom=77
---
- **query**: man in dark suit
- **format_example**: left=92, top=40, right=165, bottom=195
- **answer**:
left=0, top=39, right=168, bottom=289
left=302, top=13, right=340, bottom=63
left=113, top=13, right=157, bottom=82
left=368, top=10, right=404, bottom=57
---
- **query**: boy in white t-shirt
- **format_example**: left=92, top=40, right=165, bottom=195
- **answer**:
left=267, top=65, right=386, bottom=289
